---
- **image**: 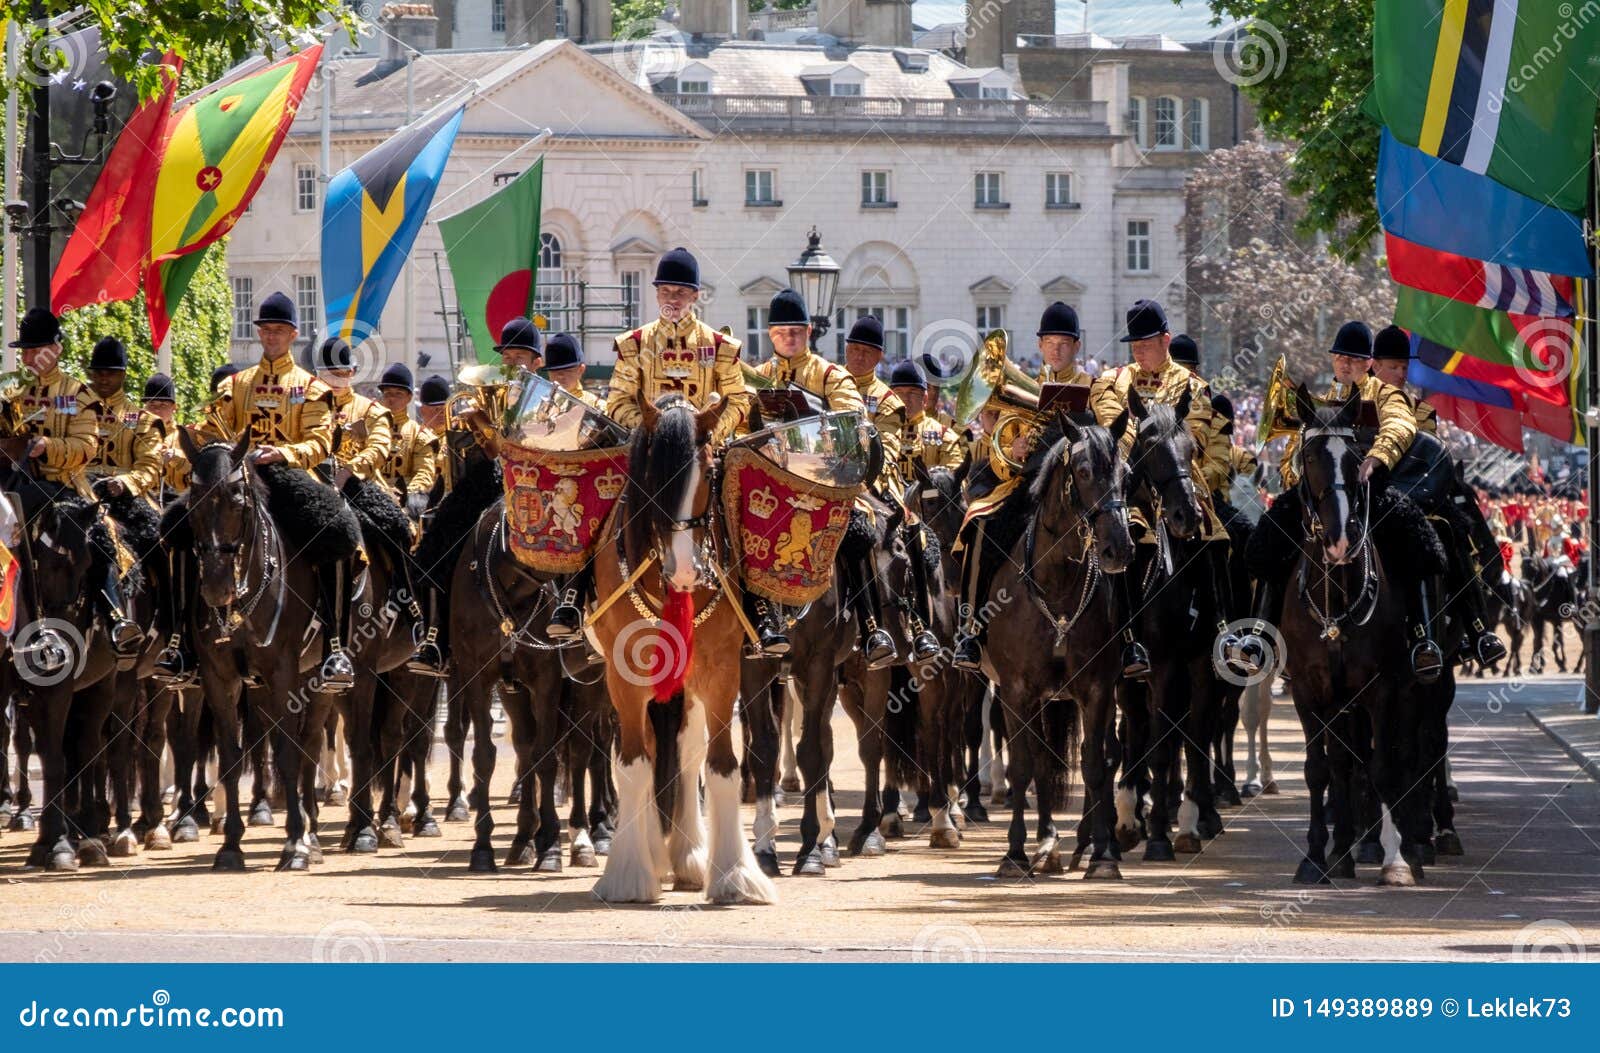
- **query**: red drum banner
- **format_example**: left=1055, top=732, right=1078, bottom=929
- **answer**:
left=501, top=441, right=628, bottom=574
left=722, top=445, right=862, bottom=606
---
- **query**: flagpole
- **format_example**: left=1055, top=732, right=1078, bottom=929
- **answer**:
left=3, top=21, right=19, bottom=371
left=426, top=128, right=552, bottom=221
left=1585, top=128, right=1599, bottom=715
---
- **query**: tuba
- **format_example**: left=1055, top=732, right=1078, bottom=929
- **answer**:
left=926, top=328, right=1042, bottom=474
left=1257, top=354, right=1300, bottom=448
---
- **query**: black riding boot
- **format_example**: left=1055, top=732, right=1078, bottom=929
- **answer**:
left=1463, top=578, right=1508, bottom=667
left=1226, top=575, right=1286, bottom=678
left=1116, top=572, right=1151, bottom=679
left=742, top=591, right=790, bottom=658
left=317, top=561, right=356, bottom=692
left=903, top=527, right=940, bottom=661
left=1208, top=542, right=1243, bottom=660
left=847, top=556, right=897, bottom=670
left=101, top=564, right=144, bottom=662
left=154, top=549, right=197, bottom=685
left=952, top=521, right=988, bottom=672
left=548, top=566, right=591, bottom=638
left=406, top=586, right=447, bottom=677
left=1408, top=578, right=1445, bottom=684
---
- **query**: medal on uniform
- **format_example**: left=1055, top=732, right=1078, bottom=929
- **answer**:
left=865, top=396, right=879, bottom=414
left=290, top=386, right=306, bottom=405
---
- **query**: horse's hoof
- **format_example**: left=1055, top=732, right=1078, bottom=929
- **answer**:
left=593, top=837, right=612, bottom=857
left=1262, top=781, right=1279, bottom=795
left=210, top=818, right=227, bottom=836
left=862, top=830, right=887, bottom=856
left=1198, top=811, right=1225, bottom=839
left=1143, top=839, right=1175, bottom=862
left=469, top=847, right=497, bottom=873
left=275, top=851, right=310, bottom=873
left=1293, top=858, right=1330, bottom=885
left=780, top=774, right=802, bottom=795
left=1328, top=855, right=1356, bottom=880
left=536, top=848, right=563, bottom=873
left=1436, top=830, right=1464, bottom=856
left=756, top=849, right=781, bottom=877
left=1356, top=842, right=1384, bottom=866
left=1378, top=863, right=1416, bottom=887
left=1115, top=825, right=1142, bottom=853
left=506, top=843, right=535, bottom=867
left=1173, top=833, right=1202, bottom=854
left=248, top=802, right=274, bottom=828
left=1241, top=781, right=1262, bottom=798
left=445, top=797, right=470, bottom=822
left=1032, top=849, right=1065, bottom=875
left=571, top=844, right=598, bottom=868
left=377, top=822, right=405, bottom=850
left=879, top=814, right=904, bottom=839
left=145, top=825, right=173, bottom=851
left=929, top=826, right=961, bottom=849
left=989, top=789, right=1007, bottom=807
left=819, top=838, right=841, bottom=868
left=997, top=855, right=1030, bottom=878
left=109, top=830, right=140, bottom=857
left=212, top=849, right=247, bottom=872
left=398, top=813, right=414, bottom=834
left=307, top=834, right=325, bottom=864
left=349, top=828, right=379, bottom=854
left=964, top=802, right=989, bottom=823
left=794, top=849, right=826, bottom=876
left=77, top=839, right=110, bottom=867
left=1084, top=860, right=1123, bottom=880
left=9, top=810, right=35, bottom=832
left=412, top=816, right=441, bottom=838
left=48, top=848, right=80, bottom=872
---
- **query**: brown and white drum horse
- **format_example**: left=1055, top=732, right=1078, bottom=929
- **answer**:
left=589, top=394, right=776, bottom=905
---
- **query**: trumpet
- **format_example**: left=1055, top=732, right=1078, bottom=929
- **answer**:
left=1257, top=354, right=1300, bottom=447
left=924, top=328, right=1042, bottom=473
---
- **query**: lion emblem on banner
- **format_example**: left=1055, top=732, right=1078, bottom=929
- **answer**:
left=722, top=446, right=862, bottom=605
left=501, top=440, right=629, bottom=574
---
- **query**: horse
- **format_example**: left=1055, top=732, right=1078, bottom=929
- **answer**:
left=589, top=394, right=775, bottom=904
left=1267, top=390, right=1432, bottom=886
left=175, top=431, right=350, bottom=872
left=981, top=417, right=1135, bottom=877
left=1238, top=677, right=1277, bottom=797
left=1114, top=389, right=1227, bottom=861
left=1521, top=554, right=1574, bottom=673
left=1485, top=573, right=1527, bottom=678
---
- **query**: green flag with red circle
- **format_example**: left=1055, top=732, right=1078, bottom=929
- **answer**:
left=438, top=157, right=542, bottom=362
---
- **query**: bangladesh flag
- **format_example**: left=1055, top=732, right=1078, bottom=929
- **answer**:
left=438, top=158, right=543, bottom=362
left=1372, top=0, right=1600, bottom=213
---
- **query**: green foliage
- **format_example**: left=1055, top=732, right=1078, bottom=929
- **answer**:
left=1191, top=1, right=1380, bottom=258
left=58, top=240, right=232, bottom=421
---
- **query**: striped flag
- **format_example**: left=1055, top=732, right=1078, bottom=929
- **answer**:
left=1385, top=233, right=1575, bottom=318
left=1394, top=285, right=1580, bottom=375
left=1373, top=0, right=1600, bottom=213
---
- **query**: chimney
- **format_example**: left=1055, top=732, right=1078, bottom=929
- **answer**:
left=379, top=3, right=438, bottom=66
left=817, top=0, right=914, bottom=47
left=678, top=0, right=749, bottom=38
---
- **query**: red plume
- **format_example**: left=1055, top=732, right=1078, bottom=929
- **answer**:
left=651, top=588, right=695, bottom=702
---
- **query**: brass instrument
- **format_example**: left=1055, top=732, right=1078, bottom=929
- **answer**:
left=1257, top=354, right=1300, bottom=448
left=924, top=328, right=1042, bottom=474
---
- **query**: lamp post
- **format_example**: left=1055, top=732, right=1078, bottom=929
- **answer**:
left=786, top=226, right=840, bottom=354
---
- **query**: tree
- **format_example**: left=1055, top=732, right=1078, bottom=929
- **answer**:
left=1189, top=1, right=1380, bottom=258
left=1185, top=136, right=1394, bottom=390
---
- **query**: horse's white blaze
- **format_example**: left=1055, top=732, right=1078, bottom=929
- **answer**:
left=1322, top=434, right=1353, bottom=563
left=1379, top=804, right=1403, bottom=869
left=666, top=528, right=699, bottom=591
left=752, top=796, right=778, bottom=855
left=592, top=756, right=663, bottom=903
left=1177, top=797, right=1200, bottom=837
left=706, top=770, right=778, bottom=905
left=669, top=702, right=709, bottom=889
left=1115, top=786, right=1137, bottom=831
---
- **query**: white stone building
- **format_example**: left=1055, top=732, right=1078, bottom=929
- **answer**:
left=224, top=9, right=1186, bottom=380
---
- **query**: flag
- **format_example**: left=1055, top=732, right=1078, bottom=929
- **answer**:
left=1376, top=128, right=1591, bottom=278
left=438, top=157, right=543, bottom=362
left=1423, top=391, right=1526, bottom=453
left=1395, top=285, right=1580, bottom=374
left=1372, top=0, right=1600, bottom=214
left=146, top=45, right=323, bottom=345
left=1384, top=232, right=1574, bottom=318
left=52, top=54, right=182, bottom=311
left=1412, top=335, right=1580, bottom=442
left=322, top=106, right=463, bottom=345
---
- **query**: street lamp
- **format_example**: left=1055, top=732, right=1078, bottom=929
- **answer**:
left=786, top=226, right=840, bottom=353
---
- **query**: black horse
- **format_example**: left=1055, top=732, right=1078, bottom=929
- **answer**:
left=1521, top=553, right=1574, bottom=673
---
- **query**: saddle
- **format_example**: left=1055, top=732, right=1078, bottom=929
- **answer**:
left=1382, top=431, right=1453, bottom=511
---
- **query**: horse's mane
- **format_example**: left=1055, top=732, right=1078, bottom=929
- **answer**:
left=623, top=397, right=699, bottom=568
left=1029, top=427, right=1116, bottom=508
left=188, top=440, right=265, bottom=499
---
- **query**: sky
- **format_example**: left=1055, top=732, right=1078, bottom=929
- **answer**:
left=911, top=0, right=1227, bottom=42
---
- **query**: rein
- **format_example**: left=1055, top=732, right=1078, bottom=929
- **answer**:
left=199, top=462, right=286, bottom=647
left=1021, top=440, right=1122, bottom=644
left=1296, top=428, right=1379, bottom=642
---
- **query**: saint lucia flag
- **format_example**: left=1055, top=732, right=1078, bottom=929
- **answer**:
left=322, top=105, right=464, bottom=345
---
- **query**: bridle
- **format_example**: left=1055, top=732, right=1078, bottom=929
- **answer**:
left=1022, top=436, right=1128, bottom=644
left=1128, top=425, right=1199, bottom=594
left=1296, top=425, right=1378, bottom=641
left=194, top=455, right=284, bottom=646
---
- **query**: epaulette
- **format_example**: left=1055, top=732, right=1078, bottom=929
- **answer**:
left=613, top=329, right=643, bottom=359
left=711, top=329, right=742, bottom=362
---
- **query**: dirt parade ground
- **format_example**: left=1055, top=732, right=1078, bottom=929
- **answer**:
left=2, top=666, right=1597, bottom=964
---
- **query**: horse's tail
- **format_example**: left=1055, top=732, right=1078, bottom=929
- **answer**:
left=649, top=693, right=684, bottom=835
left=883, top=666, right=921, bottom=792
left=1044, top=695, right=1080, bottom=813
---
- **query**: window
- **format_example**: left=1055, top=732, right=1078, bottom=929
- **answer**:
left=861, top=170, right=890, bottom=206
left=1126, top=220, right=1152, bottom=273
left=554, top=1, right=567, bottom=37
left=294, top=274, right=320, bottom=334
left=834, top=306, right=909, bottom=360
left=745, top=169, right=777, bottom=206
left=691, top=169, right=707, bottom=206
left=974, top=171, right=1004, bottom=207
left=294, top=163, right=318, bottom=212
left=1126, top=96, right=1146, bottom=148
left=980, top=85, right=1010, bottom=100
left=1045, top=172, right=1075, bottom=208
left=832, top=81, right=862, bottom=96
left=1153, top=96, right=1179, bottom=150
left=975, top=305, right=1005, bottom=333
left=231, top=276, right=254, bottom=340
left=621, top=270, right=641, bottom=329
left=746, top=306, right=772, bottom=361
left=1186, top=98, right=1209, bottom=150
left=535, top=232, right=575, bottom=330
left=492, top=0, right=505, bottom=33
left=680, top=78, right=710, bottom=94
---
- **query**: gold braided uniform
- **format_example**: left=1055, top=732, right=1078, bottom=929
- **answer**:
left=386, top=417, right=439, bottom=497
left=155, top=428, right=190, bottom=496
left=964, top=361, right=1093, bottom=525
left=606, top=313, right=750, bottom=444
left=1410, top=391, right=1438, bottom=434
left=1278, top=374, right=1417, bottom=488
left=850, top=370, right=906, bottom=494
left=752, top=352, right=864, bottom=415
left=85, top=388, right=163, bottom=498
left=5, top=366, right=99, bottom=485
left=206, top=353, right=334, bottom=470
left=329, top=388, right=393, bottom=483
left=1090, top=356, right=1230, bottom=540
left=903, top=411, right=964, bottom=475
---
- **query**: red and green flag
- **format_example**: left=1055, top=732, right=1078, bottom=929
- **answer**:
left=1394, top=284, right=1579, bottom=376
left=437, top=157, right=543, bottom=362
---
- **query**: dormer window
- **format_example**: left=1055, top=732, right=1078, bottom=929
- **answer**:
left=832, top=81, right=862, bottom=96
left=980, top=85, right=1010, bottom=100
left=801, top=62, right=866, bottom=97
left=675, top=62, right=715, bottom=96
left=680, top=80, right=710, bottom=94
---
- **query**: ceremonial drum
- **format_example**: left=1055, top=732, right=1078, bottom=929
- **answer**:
left=722, top=410, right=870, bottom=606
left=499, top=372, right=631, bottom=574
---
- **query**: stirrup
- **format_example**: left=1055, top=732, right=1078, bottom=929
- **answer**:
left=1474, top=631, right=1507, bottom=667
left=317, top=646, right=356, bottom=692
left=548, top=591, right=583, bottom=639
left=109, top=617, right=144, bottom=659
left=1225, top=634, right=1270, bottom=678
left=864, top=626, right=897, bottom=670
left=910, top=627, right=941, bottom=661
left=952, top=633, right=982, bottom=672
left=1121, top=641, right=1151, bottom=680
left=1410, top=640, right=1444, bottom=684
left=406, top=637, right=448, bottom=678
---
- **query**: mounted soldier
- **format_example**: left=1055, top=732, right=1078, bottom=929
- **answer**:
left=542, top=332, right=603, bottom=411
left=140, top=372, right=188, bottom=501
left=376, top=362, right=437, bottom=519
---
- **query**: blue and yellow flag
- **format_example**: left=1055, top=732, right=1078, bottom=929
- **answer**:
left=322, top=105, right=464, bottom=344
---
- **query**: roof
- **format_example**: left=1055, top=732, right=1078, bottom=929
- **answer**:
left=912, top=0, right=1236, bottom=44
left=292, top=45, right=542, bottom=130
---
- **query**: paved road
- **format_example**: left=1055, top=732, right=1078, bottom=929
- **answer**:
left=2, top=675, right=1597, bottom=962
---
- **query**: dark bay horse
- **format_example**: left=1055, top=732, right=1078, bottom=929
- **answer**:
left=1521, top=554, right=1573, bottom=673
